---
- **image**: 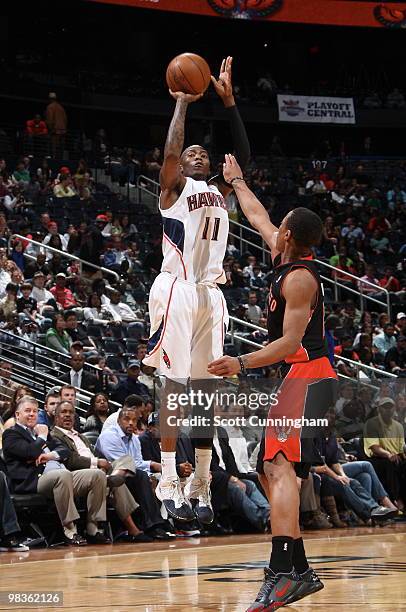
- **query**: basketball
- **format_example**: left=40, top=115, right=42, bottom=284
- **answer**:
left=166, top=53, right=211, bottom=95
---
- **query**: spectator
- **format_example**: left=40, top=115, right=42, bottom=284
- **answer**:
left=37, top=388, right=61, bottom=427
left=45, top=92, right=67, bottom=157
left=51, top=401, right=150, bottom=543
left=64, top=311, right=96, bottom=353
left=45, top=312, right=72, bottom=355
left=17, top=282, right=38, bottom=323
left=84, top=392, right=110, bottom=434
left=96, top=406, right=174, bottom=540
left=11, top=161, right=30, bottom=186
left=30, top=272, right=56, bottom=314
left=395, top=313, right=406, bottom=336
left=384, top=335, right=406, bottom=375
left=0, top=472, right=29, bottom=552
left=106, top=289, right=140, bottom=323
left=26, top=114, right=48, bottom=137
left=2, top=396, right=93, bottom=545
left=53, top=176, right=76, bottom=198
left=83, top=293, right=112, bottom=327
left=246, top=291, right=262, bottom=324
left=0, top=360, right=18, bottom=416
left=60, top=351, right=101, bottom=393
left=358, top=265, right=381, bottom=295
left=2, top=385, right=34, bottom=430
left=144, top=147, right=162, bottom=180
left=364, top=397, right=406, bottom=510
left=335, top=398, right=366, bottom=440
left=113, top=360, right=150, bottom=404
left=379, top=267, right=400, bottom=293
left=42, top=221, right=68, bottom=251
left=373, top=322, right=397, bottom=359
left=50, top=273, right=77, bottom=309
left=0, top=283, right=18, bottom=319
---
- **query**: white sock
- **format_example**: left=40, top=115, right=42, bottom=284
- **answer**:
left=194, top=448, right=212, bottom=480
left=86, top=522, right=99, bottom=536
left=63, top=523, right=77, bottom=539
left=161, top=451, right=177, bottom=481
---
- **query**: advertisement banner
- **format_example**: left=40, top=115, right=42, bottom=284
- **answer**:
left=91, top=1, right=406, bottom=30
left=277, top=94, right=356, bottom=124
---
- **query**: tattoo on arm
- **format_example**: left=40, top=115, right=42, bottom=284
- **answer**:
left=165, top=100, right=188, bottom=158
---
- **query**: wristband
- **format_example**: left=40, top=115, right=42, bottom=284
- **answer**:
left=230, top=176, right=245, bottom=185
left=237, top=355, right=246, bottom=375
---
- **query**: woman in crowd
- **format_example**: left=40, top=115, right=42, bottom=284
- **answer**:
left=83, top=293, right=113, bottom=327
left=45, top=312, right=72, bottom=355
left=3, top=385, right=35, bottom=429
left=84, top=392, right=110, bottom=433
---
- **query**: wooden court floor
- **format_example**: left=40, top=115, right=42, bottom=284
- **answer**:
left=1, top=524, right=405, bottom=611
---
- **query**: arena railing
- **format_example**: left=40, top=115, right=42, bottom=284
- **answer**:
left=9, top=235, right=120, bottom=282
left=135, top=176, right=391, bottom=317
left=227, top=315, right=397, bottom=383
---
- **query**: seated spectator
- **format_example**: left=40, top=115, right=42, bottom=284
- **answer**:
left=84, top=392, right=110, bottom=433
left=96, top=405, right=173, bottom=540
left=45, top=312, right=72, bottom=355
left=30, top=272, right=56, bottom=314
left=373, top=322, right=397, bottom=359
left=246, top=291, right=262, bottom=325
left=38, top=388, right=61, bottom=427
left=53, top=175, right=76, bottom=198
left=106, top=288, right=140, bottom=323
left=17, top=282, right=38, bottom=323
left=0, top=360, right=19, bottom=416
left=119, top=214, right=138, bottom=240
left=50, top=273, right=77, bottom=309
left=11, top=161, right=30, bottom=186
left=144, top=146, right=162, bottom=180
left=395, top=312, right=406, bottom=335
left=60, top=351, right=101, bottom=394
left=384, top=335, right=406, bottom=375
left=26, top=114, right=48, bottom=136
left=0, top=471, right=29, bottom=552
left=358, top=265, right=381, bottom=295
left=2, top=385, right=34, bottom=430
left=364, top=397, right=406, bottom=510
left=113, top=360, right=150, bottom=404
left=25, top=253, right=51, bottom=280
left=335, top=398, right=366, bottom=440
left=64, top=311, right=96, bottom=352
left=51, top=401, right=150, bottom=543
left=243, top=255, right=257, bottom=280
left=2, top=396, right=93, bottom=545
left=42, top=221, right=68, bottom=251
left=0, top=283, right=18, bottom=319
left=83, top=292, right=114, bottom=327
left=334, top=336, right=359, bottom=361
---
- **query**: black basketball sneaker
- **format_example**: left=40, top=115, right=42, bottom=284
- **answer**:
left=246, top=568, right=301, bottom=611
left=285, top=567, right=324, bottom=604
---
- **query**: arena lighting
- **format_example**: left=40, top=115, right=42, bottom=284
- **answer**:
left=88, top=0, right=406, bottom=29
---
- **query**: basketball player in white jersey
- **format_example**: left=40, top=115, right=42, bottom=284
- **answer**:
left=143, top=57, right=250, bottom=522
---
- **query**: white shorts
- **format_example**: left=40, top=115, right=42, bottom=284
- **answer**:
left=143, top=272, right=229, bottom=380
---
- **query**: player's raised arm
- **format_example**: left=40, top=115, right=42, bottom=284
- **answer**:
left=208, top=269, right=317, bottom=375
left=223, top=153, right=279, bottom=254
left=160, top=90, right=202, bottom=209
left=210, top=57, right=251, bottom=197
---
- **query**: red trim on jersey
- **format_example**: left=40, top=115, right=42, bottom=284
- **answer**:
left=147, top=278, right=177, bottom=357
left=163, top=233, right=187, bottom=280
left=285, top=343, right=310, bottom=364
left=264, top=357, right=337, bottom=463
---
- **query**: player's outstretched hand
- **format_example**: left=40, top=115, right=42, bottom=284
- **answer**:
left=169, top=90, right=203, bottom=103
left=211, top=56, right=234, bottom=105
left=207, top=355, right=241, bottom=377
left=223, top=154, right=243, bottom=184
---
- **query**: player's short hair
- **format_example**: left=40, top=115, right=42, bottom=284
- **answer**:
left=181, top=145, right=209, bottom=160
left=286, top=207, right=323, bottom=248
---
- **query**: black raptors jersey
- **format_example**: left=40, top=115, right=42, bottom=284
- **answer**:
left=267, top=254, right=328, bottom=363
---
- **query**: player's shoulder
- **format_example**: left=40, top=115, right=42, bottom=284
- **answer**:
left=282, top=266, right=318, bottom=298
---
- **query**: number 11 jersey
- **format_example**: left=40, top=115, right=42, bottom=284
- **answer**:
left=160, top=177, right=229, bottom=284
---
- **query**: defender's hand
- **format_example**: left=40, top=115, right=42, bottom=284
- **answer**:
left=223, top=154, right=243, bottom=185
left=169, top=90, right=203, bottom=103
left=211, top=56, right=234, bottom=106
left=208, top=355, right=241, bottom=377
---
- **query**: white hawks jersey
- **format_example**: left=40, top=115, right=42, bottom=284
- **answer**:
left=159, top=176, right=229, bottom=284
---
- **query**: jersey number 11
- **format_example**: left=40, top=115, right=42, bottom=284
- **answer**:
left=202, top=217, right=220, bottom=241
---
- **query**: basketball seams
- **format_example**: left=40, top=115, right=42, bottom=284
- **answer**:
left=186, top=54, right=207, bottom=93
left=175, top=58, right=198, bottom=95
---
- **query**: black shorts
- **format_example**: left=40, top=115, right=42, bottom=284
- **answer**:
left=256, top=435, right=312, bottom=480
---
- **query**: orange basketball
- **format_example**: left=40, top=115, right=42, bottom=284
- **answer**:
left=166, top=53, right=211, bottom=95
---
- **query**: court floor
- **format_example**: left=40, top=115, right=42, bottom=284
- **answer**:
left=0, top=524, right=405, bottom=611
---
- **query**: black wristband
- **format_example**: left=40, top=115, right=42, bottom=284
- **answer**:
left=230, top=176, right=245, bottom=185
left=237, top=356, right=246, bottom=375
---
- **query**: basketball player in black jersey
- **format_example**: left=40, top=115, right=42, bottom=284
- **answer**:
left=208, top=154, right=338, bottom=611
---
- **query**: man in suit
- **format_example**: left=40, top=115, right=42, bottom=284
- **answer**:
left=0, top=472, right=29, bottom=552
left=51, top=401, right=151, bottom=542
left=60, top=352, right=101, bottom=394
left=2, top=396, right=109, bottom=545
